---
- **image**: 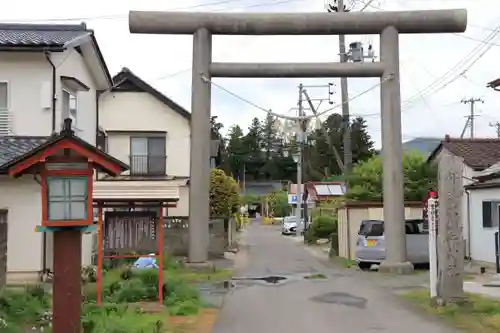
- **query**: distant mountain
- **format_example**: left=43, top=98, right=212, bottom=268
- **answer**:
left=374, top=137, right=442, bottom=157
left=402, top=137, right=442, bottom=158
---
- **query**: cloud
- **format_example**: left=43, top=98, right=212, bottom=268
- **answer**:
left=3, top=0, right=500, bottom=147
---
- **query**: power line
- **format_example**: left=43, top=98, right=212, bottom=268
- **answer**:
left=329, top=4, right=500, bottom=120
left=2, top=0, right=247, bottom=22
left=199, top=74, right=391, bottom=121
left=142, top=0, right=310, bottom=81
left=3, top=0, right=306, bottom=23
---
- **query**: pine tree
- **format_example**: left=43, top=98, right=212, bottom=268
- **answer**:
left=241, top=118, right=264, bottom=180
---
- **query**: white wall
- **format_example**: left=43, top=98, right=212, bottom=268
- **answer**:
left=0, top=175, right=93, bottom=280
left=99, top=91, right=191, bottom=177
left=0, top=53, right=52, bottom=136
left=167, top=186, right=189, bottom=216
left=0, top=49, right=97, bottom=144
left=462, top=163, right=480, bottom=257
left=469, top=187, right=500, bottom=264
left=52, top=49, right=98, bottom=145
left=0, top=176, right=43, bottom=274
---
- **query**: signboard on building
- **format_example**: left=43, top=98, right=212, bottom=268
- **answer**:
left=288, top=194, right=315, bottom=205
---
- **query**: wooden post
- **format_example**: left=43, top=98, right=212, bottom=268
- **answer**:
left=52, top=229, right=82, bottom=333
left=158, top=209, right=164, bottom=304
left=437, top=151, right=465, bottom=304
left=97, top=206, right=103, bottom=305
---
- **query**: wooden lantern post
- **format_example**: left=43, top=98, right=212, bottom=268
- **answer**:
left=6, top=119, right=128, bottom=333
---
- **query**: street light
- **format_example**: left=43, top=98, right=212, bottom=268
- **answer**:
left=292, top=153, right=300, bottom=163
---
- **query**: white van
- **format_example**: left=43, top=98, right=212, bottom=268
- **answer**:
left=355, top=219, right=429, bottom=270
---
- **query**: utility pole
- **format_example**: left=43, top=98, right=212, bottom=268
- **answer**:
left=338, top=0, right=352, bottom=174
left=302, top=87, right=344, bottom=173
left=299, top=84, right=338, bottom=234
left=461, top=97, right=484, bottom=138
left=328, top=0, right=352, bottom=174
left=295, top=83, right=304, bottom=237
left=490, top=122, right=500, bottom=138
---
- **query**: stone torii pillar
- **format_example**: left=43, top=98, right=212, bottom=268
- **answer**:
left=129, top=9, right=467, bottom=273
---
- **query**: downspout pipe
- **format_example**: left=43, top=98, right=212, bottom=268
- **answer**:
left=44, top=51, right=57, bottom=133
left=96, top=90, right=103, bottom=146
left=42, top=51, right=57, bottom=277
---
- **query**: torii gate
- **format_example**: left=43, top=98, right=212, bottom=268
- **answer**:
left=129, top=9, right=467, bottom=273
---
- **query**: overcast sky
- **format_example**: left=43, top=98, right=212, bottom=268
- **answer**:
left=3, top=0, right=500, bottom=147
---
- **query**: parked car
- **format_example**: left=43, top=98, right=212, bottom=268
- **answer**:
left=355, top=219, right=429, bottom=270
left=281, top=216, right=305, bottom=235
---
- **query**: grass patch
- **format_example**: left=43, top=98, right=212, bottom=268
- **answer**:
left=330, top=256, right=358, bottom=268
left=402, top=289, right=500, bottom=333
left=304, top=273, right=328, bottom=280
left=463, top=273, right=477, bottom=281
left=82, top=303, right=169, bottom=332
left=1, top=254, right=233, bottom=332
left=165, top=267, right=233, bottom=283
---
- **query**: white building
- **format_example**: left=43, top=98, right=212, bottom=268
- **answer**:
left=0, top=22, right=113, bottom=282
left=94, top=67, right=193, bottom=216
left=466, top=162, right=500, bottom=264
left=428, top=136, right=500, bottom=261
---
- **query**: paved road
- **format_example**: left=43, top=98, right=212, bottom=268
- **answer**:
left=212, top=221, right=458, bottom=333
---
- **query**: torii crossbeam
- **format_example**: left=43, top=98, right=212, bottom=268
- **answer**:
left=129, top=9, right=467, bottom=274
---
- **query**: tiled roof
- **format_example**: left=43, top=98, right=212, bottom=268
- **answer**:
left=437, top=138, right=500, bottom=170
left=0, top=23, right=89, bottom=47
left=0, top=136, right=48, bottom=167
left=487, top=77, right=500, bottom=88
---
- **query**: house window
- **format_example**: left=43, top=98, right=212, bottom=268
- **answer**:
left=482, top=200, right=500, bottom=228
left=46, top=176, right=88, bottom=221
left=130, top=136, right=166, bottom=175
left=62, top=90, right=77, bottom=130
left=0, top=82, right=9, bottom=135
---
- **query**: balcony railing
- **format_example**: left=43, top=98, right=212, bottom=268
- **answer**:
left=129, top=155, right=167, bottom=176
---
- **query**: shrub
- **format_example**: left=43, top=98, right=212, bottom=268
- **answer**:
left=110, top=279, right=150, bottom=303
left=311, top=215, right=337, bottom=239
left=0, top=286, right=50, bottom=330
left=304, top=228, right=318, bottom=245
left=210, top=168, right=240, bottom=217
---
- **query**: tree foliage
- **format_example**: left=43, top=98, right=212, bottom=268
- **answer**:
left=346, top=151, right=437, bottom=202
left=209, top=168, right=240, bottom=217
left=211, top=114, right=375, bottom=182
left=268, top=190, right=291, bottom=217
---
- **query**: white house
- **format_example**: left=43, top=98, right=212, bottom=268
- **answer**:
left=0, top=22, right=113, bottom=282
left=465, top=162, right=500, bottom=264
left=95, top=67, right=196, bottom=217
left=428, top=135, right=500, bottom=260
